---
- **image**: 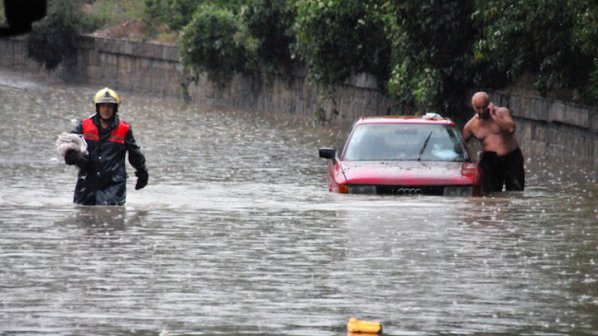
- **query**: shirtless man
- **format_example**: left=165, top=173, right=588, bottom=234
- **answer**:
left=462, top=91, right=525, bottom=193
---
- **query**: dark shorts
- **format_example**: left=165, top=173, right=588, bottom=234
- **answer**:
left=479, top=147, right=525, bottom=193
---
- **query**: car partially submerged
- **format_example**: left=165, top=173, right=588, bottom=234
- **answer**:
left=319, top=114, right=482, bottom=196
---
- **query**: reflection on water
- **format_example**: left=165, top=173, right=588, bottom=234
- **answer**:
left=0, top=70, right=597, bottom=335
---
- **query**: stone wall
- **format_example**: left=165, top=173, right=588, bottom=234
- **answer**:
left=0, top=36, right=40, bottom=71
left=70, top=35, right=396, bottom=124
left=185, top=71, right=395, bottom=123
left=0, top=35, right=596, bottom=163
left=73, top=35, right=183, bottom=96
left=492, top=91, right=598, bottom=161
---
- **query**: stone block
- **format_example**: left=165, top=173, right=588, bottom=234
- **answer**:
left=589, top=111, right=598, bottom=133
left=122, top=41, right=134, bottom=55
left=343, top=72, right=378, bottom=90
left=509, top=95, right=549, bottom=121
left=551, top=102, right=590, bottom=129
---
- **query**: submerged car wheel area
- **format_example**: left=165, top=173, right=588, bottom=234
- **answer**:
left=319, top=114, right=482, bottom=196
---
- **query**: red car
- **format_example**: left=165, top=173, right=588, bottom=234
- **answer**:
left=319, top=114, right=482, bottom=196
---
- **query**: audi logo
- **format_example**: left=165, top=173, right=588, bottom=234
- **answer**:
left=396, top=188, right=422, bottom=195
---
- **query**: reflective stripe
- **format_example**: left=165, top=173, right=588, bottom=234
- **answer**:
left=81, top=117, right=130, bottom=144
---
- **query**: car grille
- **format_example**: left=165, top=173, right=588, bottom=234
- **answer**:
left=377, top=185, right=445, bottom=195
left=348, top=185, right=445, bottom=195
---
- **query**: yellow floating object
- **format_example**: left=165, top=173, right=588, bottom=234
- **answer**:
left=347, top=317, right=382, bottom=334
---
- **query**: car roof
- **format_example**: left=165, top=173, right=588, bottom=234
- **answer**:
left=355, top=114, right=455, bottom=126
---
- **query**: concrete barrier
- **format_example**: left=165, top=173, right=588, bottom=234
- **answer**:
left=491, top=91, right=598, bottom=162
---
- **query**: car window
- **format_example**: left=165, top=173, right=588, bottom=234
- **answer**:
left=342, top=123, right=468, bottom=161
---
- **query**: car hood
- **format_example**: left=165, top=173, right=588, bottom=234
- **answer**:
left=340, top=160, right=476, bottom=186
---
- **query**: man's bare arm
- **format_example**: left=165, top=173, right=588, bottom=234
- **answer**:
left=462, top=122, right=473, bottom=143
left=491, top=107, right=516, bottom=134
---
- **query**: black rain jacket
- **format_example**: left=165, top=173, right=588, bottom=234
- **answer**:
left=70, top=115, right=147, bottom=205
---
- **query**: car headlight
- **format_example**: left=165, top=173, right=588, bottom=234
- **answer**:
left=443, top=186, right=473, bottom=196
left=347, top=185, right=378, bottom=194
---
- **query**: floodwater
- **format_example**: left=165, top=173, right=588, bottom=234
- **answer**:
left=0, top=70, right=597, bottom=336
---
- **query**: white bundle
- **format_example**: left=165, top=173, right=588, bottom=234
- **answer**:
left=55, top=132, right=88, bottom=157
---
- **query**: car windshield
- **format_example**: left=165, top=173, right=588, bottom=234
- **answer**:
left=342, top=123, right=468, bottom=161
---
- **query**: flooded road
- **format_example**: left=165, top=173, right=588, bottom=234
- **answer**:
left=1, top=71, right=597, bottom=335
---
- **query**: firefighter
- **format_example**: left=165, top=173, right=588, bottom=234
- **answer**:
left=63, top=87, right=148, bottom=205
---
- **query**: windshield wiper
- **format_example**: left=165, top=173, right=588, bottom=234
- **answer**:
left=417, top=131, right=433, bottom=161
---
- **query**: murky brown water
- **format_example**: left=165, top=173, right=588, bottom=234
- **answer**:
left=1, top=70, right=597, bottom=335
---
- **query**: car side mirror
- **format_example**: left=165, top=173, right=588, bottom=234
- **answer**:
left=319, top=147, right=336, bottom=163
left=0, top=0, right=46, bottom=38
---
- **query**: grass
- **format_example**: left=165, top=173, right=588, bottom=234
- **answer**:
left=81, top=0, right=177, bottom=42
left=81, top=0, right=145, bottom=32
left=0, top=1, right=140, bottom=32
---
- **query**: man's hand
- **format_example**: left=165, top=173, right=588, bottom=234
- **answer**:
left=64, top=149, right=89, bottom=169
left=135, top=170, right=148, bottom=190
left=491, top=106, right=516, bottom=134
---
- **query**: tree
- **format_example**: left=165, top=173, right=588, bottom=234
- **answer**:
left=473, top=0, right=592, bottom=97
left=293, top=0, right=393, bottom=90
left=179, top=4, right=257, bottom=85
left=242, top=0, right=296, bottom=79
left=160, top=0, right=246, bottom=31
left=388, top=0, right=476, bottom=115
left=569, top=0, right=598, bottom=101
left=159, top=0, right=598, bottom=110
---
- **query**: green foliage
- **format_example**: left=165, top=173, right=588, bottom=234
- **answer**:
left=156, top=0, right=246, bottom=32
left=388, top=0, right=476, bottom=114
left=176, top=0, right=296, bottom=85
left=242, top=0, right=296, bottom=79
left=570, top=0, right=598, bottom=54
left=143, top=0, right=164, bottom=21
left=293, top=0, right=393, bottom=90
left=569, top=0, right=598, bottom=101
left=169, top=0, right=598, bottom=108
left=164, top=0, right=201, bottom=31
left=179, top=4, right=258, bottom=85
left=142, top=0, right=167, bottom=35
left=27, top=0, right=82, bottom=70
left=26, top=0, right=598, bottom=108
left=473, top=0, right=592, bottom=96
left=80, top=0, right=144, bottom=32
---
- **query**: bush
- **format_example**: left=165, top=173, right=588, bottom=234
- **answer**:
left=293, top=0, right=393, bottom=90
left=27, top=0, right=82, bottom=70
left=179, top=4, right=258, bottom=85
left=473, top=0, right=593, bottom=96
left=161, top=0, right=598, bottom=109
left=388, top=0, right=476, bottom=114
left=242, top=0, right=296, bottom=79
left=570, top=1, right=598, bottom=101
left=162, top=0, right=200, bottom=31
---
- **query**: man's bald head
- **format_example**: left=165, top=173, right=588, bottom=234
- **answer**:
left=472, top=91, right=489, bottom=107
left=472, top=91, right=490, bottom=118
